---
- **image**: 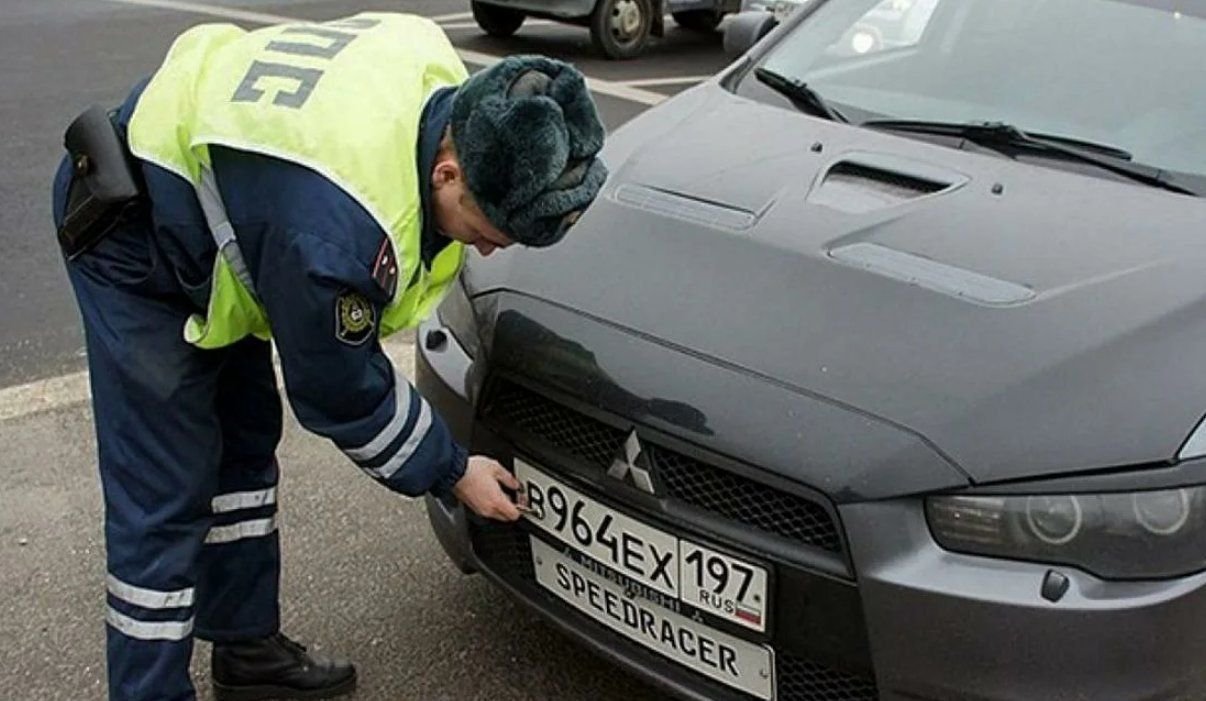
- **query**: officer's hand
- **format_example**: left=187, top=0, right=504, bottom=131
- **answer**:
left=452, top=456, right=522, bottom=522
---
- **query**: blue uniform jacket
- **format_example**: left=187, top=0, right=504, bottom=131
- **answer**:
left=62, top=79, right=468, bottom=497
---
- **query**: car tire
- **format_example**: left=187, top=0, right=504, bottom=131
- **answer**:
left=472, top=1, right=526, bottom=37
left=672, top=10, right=722, bottom=32
left=590, top=0, right=653, bottom=59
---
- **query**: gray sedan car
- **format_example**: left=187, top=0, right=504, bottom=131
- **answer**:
left=418, top=0, right=1206, bottom=698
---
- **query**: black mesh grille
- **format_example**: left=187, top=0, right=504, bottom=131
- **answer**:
left=471, top=524, right=877, bottom=701
left=777, top=655, right=879, bottom=701
left=648, top=446, right=843, bottom=554
left=482, top=380, right=842, bottom=556
left=473, top=521, right=538, bottom=583
left=485, top=380, right=627, bottom=467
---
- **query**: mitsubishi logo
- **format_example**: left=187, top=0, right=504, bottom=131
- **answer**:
left=607, top=431, right=656, bottom=494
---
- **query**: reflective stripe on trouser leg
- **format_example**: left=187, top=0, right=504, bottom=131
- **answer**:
left=105, top=575, right=197, bottom=661
left=63, top=228, right=228, bottom=701
left=196, top=338, right=283, bottom=643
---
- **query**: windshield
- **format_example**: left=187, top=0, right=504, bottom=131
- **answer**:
left=755, top=0, right=1206, bottom=179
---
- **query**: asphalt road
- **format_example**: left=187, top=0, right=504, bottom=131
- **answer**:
left=0, top=346, right=675, bottom=701
left=0, top=2, right=734, bottom=699
left=0, top=0, right=733, bottom=390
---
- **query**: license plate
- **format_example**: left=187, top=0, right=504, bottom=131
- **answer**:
left=517, top=460, right=770, bottom=632
left=532, top=538, right=776, bottom=700
left=680, top=539, right=769, bottom=632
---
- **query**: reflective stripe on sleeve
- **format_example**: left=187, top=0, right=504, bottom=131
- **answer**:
left=106, top=607, right=194, bottom=642
left=344, top=377, right=413, bottom=463
left=368, top=399, right=433, bottom=481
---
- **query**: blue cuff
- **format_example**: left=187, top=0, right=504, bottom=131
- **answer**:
left=430, top=443, right=469, bottom=498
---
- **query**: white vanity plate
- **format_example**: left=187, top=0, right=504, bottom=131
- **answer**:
left=532, top=538, right=776, bottom=700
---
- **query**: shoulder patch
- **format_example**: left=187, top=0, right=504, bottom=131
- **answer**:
left=335, top=289, right=376, bottom=346
left=371, top=238, right=399, bottom=298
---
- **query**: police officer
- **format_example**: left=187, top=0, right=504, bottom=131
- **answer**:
left=51, top=12, right=607, bottom=701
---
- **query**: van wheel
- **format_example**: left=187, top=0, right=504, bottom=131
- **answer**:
left=591, top=0, right=653, bottom=59
left=672, top=10, right=722, bottom=32
left=472, top=1, right=526, bottom=37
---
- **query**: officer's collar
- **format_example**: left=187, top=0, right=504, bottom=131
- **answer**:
left=418, top=86, right=458, bottom=268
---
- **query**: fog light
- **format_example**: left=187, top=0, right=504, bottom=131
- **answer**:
left=1025, top=495, right=1082, bottom=545
left=1133, top=489, right=1191, bottom=535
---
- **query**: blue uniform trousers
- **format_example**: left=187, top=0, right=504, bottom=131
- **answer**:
left=55, top=166, right=283, bottom=701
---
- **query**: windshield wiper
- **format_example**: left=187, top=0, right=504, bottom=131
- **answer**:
left=862, top=119, right=1200, bottom=197
left=754, top=67, right=848, bottom=123
left=864, top=119, right=1136, bottom=159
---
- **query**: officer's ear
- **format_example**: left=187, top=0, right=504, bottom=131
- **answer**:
left=432, top=132, right=463, bottom=191
left=432, top=157, right=462, bottom=191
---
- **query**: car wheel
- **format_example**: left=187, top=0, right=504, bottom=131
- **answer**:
left=672, top=10, right=722, bottom=32
left=590, top=0, right=653, bottom=59
left=471, top=1, right=526, bottom=37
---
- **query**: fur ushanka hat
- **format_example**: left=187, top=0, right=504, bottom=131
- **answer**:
left=450, top=56, right=608, bottom=247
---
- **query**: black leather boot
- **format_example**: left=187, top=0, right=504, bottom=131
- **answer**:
left=211, top=632, right=357, bottom=701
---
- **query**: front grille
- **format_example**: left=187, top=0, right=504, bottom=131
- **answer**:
left=472, top=524, right=878, bottom=701
left=482, top=379, right=843, bottom=556
left=648, top=446, right=843, bottom=553
left=486, top=379, right=627, bottom=468
left=778, top=656, right=879, bottom=701
left=473, top=520, right=538, bottom=583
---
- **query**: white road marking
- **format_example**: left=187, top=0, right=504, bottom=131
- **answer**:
left=102, top=0, right=296, bottom=24
left=438, top=19, right=555, bottom=30
left=0, top=370, right=92, bottom=422
left=428, top=11, right=474, bottom=23
left=458, top=43, right=667, bottom=104
left=619, top=75, right=711, bottom=87
left=100, top=0, right=667, bottom=106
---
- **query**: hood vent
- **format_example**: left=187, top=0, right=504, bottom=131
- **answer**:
left=614, top=184, right=759, bottom=231
left=829, top=242, right=1035, bottom=306
left=811, top=159, right=955, bottom=214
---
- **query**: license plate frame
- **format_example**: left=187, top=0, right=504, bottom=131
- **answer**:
left=516, top=459, right=772, bottom=634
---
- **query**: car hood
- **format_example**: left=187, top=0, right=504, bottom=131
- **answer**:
left=466, top=84, right=1206, bottom=495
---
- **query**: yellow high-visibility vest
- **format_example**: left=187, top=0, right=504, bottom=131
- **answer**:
left=127, top=12, right=468, bottom=349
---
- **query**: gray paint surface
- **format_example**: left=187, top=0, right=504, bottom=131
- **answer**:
left=467, top=79, right=1206, bottom=488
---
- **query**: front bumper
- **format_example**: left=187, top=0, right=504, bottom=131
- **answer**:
left=416, top=317, right=1206, bottom=701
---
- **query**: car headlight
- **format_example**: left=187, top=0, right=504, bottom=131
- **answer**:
left=926, top=486, right=1206, bottom=580
left=435, top=279, right=481, bottom=358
